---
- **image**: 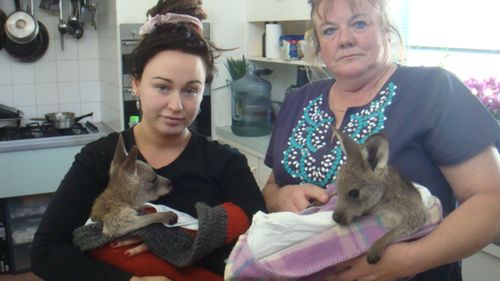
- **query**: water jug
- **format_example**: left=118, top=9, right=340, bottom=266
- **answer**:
left=230, top=63, right=272, bottom=136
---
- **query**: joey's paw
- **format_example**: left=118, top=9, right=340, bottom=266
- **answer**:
left=165, top=211, right=178, bottom=225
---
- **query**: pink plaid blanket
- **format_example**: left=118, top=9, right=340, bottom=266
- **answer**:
left=225, top=185, right=442, bottom=280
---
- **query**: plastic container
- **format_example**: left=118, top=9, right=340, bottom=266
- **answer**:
left=128, top=115, right=140, bottom=128
left=230, top=63, right=272, bottom=136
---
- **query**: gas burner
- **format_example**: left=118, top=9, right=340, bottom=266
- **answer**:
left=0, top=122, right=91, bottom=141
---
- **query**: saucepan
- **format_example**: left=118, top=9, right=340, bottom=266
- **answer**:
left=32, top=112, right=93, bottom=129
left=4, top=0, right=50, bottom=62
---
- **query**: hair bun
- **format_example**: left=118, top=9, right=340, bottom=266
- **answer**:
left=148, top=0, right=206, bottom=20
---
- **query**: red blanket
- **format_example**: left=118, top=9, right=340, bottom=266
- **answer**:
left=88, top=202, right=248, bottom=281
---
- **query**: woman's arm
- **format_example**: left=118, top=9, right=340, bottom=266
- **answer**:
left=262, top=172, right=330, bottom=212
left=409, top=145, right=500, bottom=271
left=329, top=145, right=500, bottom=281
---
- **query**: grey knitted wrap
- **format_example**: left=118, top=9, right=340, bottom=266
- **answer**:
left=73, top=202, right=227, bottom=267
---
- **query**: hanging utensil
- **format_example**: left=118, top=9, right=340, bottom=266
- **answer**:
left=73, top=0, right=84, bottom=40
left=67, top=0, right=79, bottom=34
left=57, top=0, right=67, bottom=50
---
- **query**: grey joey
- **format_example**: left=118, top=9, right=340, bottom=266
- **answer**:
left=331, top=127, right=428, bottom=264
left=90, top=134, right=178, bottom=237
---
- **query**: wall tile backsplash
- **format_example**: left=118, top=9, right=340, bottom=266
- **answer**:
left=0, top=0, right=102, bottom=123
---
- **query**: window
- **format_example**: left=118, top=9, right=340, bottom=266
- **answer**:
left=390, top=0, right=500, bottom=80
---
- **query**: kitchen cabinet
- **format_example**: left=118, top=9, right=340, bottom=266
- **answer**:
left=245, top=0, right=322, bottom=102
left=215, top=126, right=271, bottom=189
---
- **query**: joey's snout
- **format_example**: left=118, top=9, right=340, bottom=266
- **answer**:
left=332, top=211, right=348, bottom=225
left=157, top=176, right=173, bottom=195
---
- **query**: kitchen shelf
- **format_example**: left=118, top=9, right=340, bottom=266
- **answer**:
left=248, top=56, right=326, bottom=67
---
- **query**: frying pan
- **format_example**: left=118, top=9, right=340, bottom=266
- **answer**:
left=32, top=112, right=93, bottom=129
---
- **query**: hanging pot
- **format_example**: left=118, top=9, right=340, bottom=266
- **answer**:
left=4, top=7, right=39, bottom=44
left=4, top=0, right=49, bottom=62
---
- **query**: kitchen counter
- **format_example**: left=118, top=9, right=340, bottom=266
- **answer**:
left=215, top=126, right=270, bottom=157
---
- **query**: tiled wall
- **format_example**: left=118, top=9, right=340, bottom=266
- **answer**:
left=97, top=0, right=121, bottom=131
left=0, top=0, right=101, bottom=123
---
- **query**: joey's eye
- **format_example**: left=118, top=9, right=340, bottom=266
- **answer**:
left=151, top=177, right=157, bottom=185
left=347, top=189, right=359, bottom=199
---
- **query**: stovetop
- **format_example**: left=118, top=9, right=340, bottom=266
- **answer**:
left=0, top=121, right=113, bottom=153
left=0, top=122, right=92, bottom=141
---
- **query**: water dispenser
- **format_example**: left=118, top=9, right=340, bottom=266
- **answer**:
left=230, top=63, right=273, bottom=136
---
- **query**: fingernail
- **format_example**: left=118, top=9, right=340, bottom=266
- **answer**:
left=125, top=251, right=130, bottom=256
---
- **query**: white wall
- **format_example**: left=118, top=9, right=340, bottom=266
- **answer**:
left=97, top=0, right=121, bottom=131
left=0, top=0, right=101, bottom=123
left=204, top=0, right=248, bottom=130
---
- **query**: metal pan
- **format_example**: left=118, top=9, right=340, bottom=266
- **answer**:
left=32, top=112, right=93, bottom=129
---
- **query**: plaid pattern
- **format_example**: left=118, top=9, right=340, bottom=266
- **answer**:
left=225, top=187, right=442, bottom=280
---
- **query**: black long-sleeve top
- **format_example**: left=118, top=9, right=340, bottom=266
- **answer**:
left=31, top=129, right=266, bottom=281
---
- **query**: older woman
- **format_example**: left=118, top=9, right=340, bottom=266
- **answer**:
left=262, top=0, right=500, bottom=280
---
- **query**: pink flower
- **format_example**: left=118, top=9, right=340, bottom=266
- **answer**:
left=465, top=77, right=500, bottom=119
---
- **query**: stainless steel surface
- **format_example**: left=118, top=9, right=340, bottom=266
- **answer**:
left=0, top=118, right=20, bottom=128
left=5, top=11, right=39, bottom=44
left=0, top=122, right=113, bottom=152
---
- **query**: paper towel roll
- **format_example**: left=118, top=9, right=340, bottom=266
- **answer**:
left=265, top=23, right=282, bottom=59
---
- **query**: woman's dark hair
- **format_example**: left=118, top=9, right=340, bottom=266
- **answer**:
left=130, top=0, right=219, bottom=83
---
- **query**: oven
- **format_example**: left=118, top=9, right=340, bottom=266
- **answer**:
left=119, top=23, right=212, bottom=137
left=0, top=104, right=113, bottom=273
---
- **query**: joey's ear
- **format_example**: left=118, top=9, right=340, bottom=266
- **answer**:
left=361, top=133, right=389, bottom=176
left=111, top=134, right=127, bottom=164
left=331, top=126, right=363, bottom=164
left=121, top=145, right=138, bottom=176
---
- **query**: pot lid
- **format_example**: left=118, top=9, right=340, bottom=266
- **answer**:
left=5, top=11, right=38, bottom=43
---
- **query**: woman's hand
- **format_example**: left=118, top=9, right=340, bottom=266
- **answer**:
left=130, top=276, right=172, bottom=281
left=111, top=237, right=149, bottom=256
left=262, top=173, right=329, bottom=212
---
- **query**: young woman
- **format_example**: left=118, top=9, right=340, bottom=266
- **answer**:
left=30, top=1, right=266, bottom=280
left=263, top=0, right=500, bottom=280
